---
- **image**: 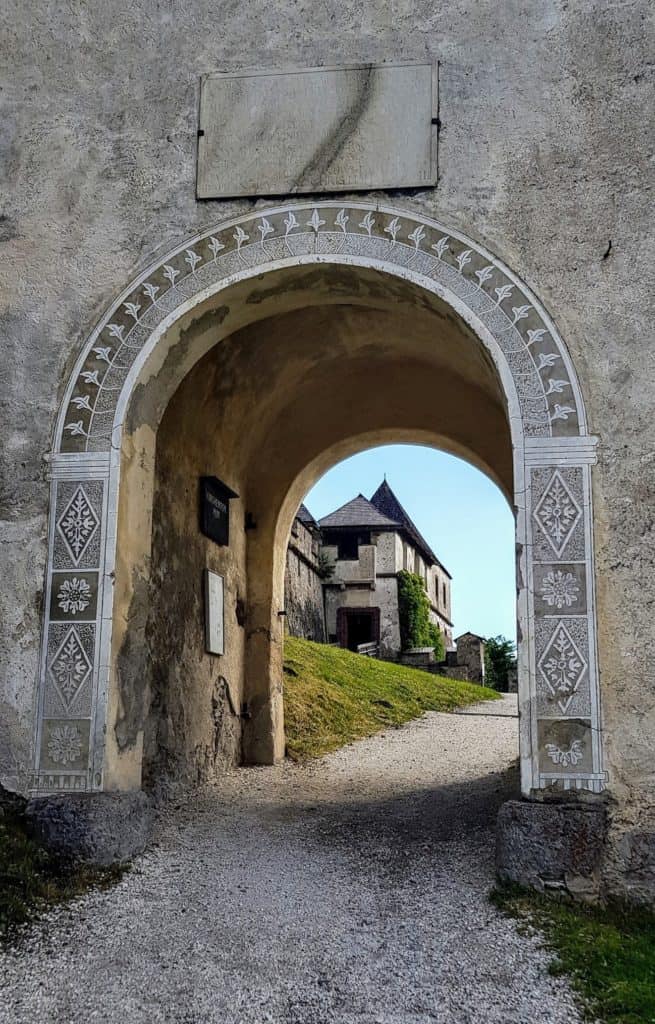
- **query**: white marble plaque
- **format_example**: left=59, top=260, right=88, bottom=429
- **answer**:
left=204, top=570, right=224, bottom=655
left=197, top=63, right=436, bottom=198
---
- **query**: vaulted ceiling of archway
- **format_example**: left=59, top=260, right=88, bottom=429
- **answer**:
left=145, top=264, right=513, bottom=549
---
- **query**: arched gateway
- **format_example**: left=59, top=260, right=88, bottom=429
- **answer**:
left=34, top=201, right=604, bottom=800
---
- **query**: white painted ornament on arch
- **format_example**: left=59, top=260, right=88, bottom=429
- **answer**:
left=545, top=739, right=584, bottom=768
left=57, top=577, right=92, bottom=615
left=57, top=486, right=99, bottom=565
left=533, top=470, right=582, bottom=557
left=47, top=724, right=83, bottom=766
left=540, top=570, right=580, bottom=610
left=538, top=621, right=587, bottom=714
left=56, top=202, right=590, bottom=454
left=48, top=627, right=92, bottom=710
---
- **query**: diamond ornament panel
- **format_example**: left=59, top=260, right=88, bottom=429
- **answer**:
left=533, top=470, right=582, bottom=557
left=48, top=626, right=92, bottom=712
left=538, top=620, right=587, bottom=714
left=57, top=486, right=99, bottom=566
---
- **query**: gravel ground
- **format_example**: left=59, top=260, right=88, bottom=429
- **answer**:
left=0, top=704, right=584, bottom=1024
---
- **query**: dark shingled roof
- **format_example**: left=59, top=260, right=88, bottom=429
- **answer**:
left=296, top=503, right=319, bottom=529
left=318, top=494, right=400, bottom=530
left=370, top=479, right=451, bottom=578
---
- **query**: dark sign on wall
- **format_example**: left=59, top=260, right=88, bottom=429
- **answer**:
left=199, top=476, right=238, bottom=546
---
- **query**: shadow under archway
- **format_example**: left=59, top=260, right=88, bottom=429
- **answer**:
left=137, top=271, right=515, bottom=789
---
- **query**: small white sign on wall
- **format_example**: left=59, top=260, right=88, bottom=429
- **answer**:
left=204, top=570, right=225, bottom=655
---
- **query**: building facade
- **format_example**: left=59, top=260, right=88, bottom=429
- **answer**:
left=284, top=481, right=453, bottom=657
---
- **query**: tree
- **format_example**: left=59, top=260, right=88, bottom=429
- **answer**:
left=484, top=635, right=517, bottom=692
left=316, top=550, right=335, bottom=580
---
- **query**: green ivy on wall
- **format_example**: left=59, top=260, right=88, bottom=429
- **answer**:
left=397, top=571, right=445, bottom=660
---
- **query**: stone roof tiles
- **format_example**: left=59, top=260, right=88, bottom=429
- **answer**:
left=370, top=479, right=451, bottom=578
left=318, top=493, right=400, bottom=530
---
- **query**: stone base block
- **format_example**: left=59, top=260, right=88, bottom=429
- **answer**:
left=25, top=790, right=152, bottom=866
left=610, top=827, right=655, bottom=907
left=399, top=648, right=436, bottom=669
left=496, top=799, right=607, bottom=900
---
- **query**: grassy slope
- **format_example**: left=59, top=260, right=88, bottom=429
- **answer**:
left=283, top=636, right=500, bottom=760
left=493, top=887, right=655, bottom=1024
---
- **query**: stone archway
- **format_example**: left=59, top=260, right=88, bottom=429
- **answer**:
left=34, top=201, right=604, bottom=800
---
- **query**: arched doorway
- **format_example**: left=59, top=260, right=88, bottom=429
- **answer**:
left=34, top=202, right=604, bottom=799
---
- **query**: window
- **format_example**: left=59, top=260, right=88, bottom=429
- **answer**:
left=323, top=530, right=370, bottom=560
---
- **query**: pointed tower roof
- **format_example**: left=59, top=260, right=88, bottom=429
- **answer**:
left=318, top=493, right=400, bottom=530
left=296, top=503, right=319, bottom=529
left=370, top=479, right=451, bottom=577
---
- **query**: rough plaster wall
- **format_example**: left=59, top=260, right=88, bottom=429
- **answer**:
left=324, top=589, right=339, bottom=640
left=140, top=364, right=246, bottom=790
left=375, top=532, right=397, bottom=573
left=0, top=1, right=654, bottom=888
left=376, top=578, right=402, bottom=656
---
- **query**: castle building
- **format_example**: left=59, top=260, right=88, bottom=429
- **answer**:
left=284, top=481, right=453, bottom=657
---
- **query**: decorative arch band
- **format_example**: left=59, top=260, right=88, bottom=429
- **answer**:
left=57, top=201, right=586, bottom=453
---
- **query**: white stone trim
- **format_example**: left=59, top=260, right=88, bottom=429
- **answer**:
left=524, top=436, right=599, bottom=466
left=46, top=451, right=112, bottom=479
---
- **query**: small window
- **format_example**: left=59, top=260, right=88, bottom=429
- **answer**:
left=323, top=529, right=370, bottom=560
left=338, top=533, right=359, bottom=560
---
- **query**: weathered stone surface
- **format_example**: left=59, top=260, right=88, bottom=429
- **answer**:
left=602, top=825, right=655, bottom=907
left=399, top=648, right=436, bottom=669
left=496, top=799, right=607, bottom=900
left=0, top=781, right=27, bottom=817
left=25, top=791, right=152, bottom=865
left=197, top=63, right=435, bottom=198
left=0, top=1, right=654, bottom=903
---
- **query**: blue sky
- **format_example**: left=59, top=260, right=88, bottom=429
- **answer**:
left=304, top=444, right=516, bottom=643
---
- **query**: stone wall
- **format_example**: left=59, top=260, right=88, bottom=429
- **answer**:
left=284, top=519, right=325, bottom=642
left=322, top=535, right=401, bottom=657
left=454, top=634, right=486, bottom=685
left=141, top=349, right=247, bottom=790
left=1, top=1, right=654, bottom=900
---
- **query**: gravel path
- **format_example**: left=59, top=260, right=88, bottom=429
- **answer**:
left=0, top=706, right=583, bottom=1024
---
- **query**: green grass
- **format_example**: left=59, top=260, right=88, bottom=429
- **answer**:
left=492, top=885, right=655, bottom=1023
left=0, top=806, right=125, bottom=941
left=283, top=636, right=500, bottom=760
